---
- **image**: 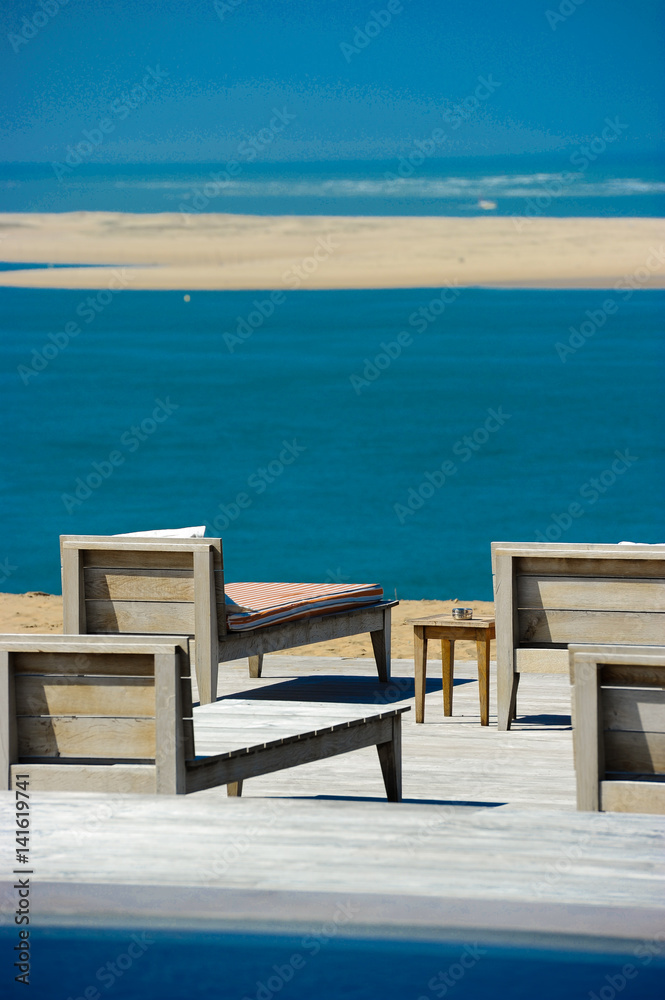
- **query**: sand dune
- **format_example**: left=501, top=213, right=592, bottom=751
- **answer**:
left=0, top=212, right=663, bottom=290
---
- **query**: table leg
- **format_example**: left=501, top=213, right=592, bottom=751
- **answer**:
left=441, top=639, right=454, bottom=716
left=414, top=626, right=427, bottom=723
left=476, top=634, right=490, bottom=726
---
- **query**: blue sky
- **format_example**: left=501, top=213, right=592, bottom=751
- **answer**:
left=1, top=0, right=663, bottom=162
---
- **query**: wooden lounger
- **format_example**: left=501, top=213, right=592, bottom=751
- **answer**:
left=569, top=644, right=665, bottom=814
left=60, top=535, right=396, bottom=705
left=492, top=542, right=665, bottom=730
left=0, top=635, right=407, bottom=799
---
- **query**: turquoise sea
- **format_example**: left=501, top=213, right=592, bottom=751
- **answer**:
left=1, top=155, right=664, bottom=597
left=1, top=282, right=663, bottom=598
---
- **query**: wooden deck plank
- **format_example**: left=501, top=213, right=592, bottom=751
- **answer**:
left=2, top=653, right=663, bottom=942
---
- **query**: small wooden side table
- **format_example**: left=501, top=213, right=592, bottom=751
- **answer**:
left=407, top=615, right=496, bottom=726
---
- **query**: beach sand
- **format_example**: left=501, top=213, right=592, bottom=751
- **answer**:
left=0, top=592, right=495, bottom=660
left=0, top=212, right=663, bottom=290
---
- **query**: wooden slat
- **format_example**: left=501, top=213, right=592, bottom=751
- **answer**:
left=494, top=551, right=519, bottom=731
left=604, top=731, right=665, bottom=774
left=15, top=676, right=155, bottom=718
left=571, top=659, right=602, bottom=810
left=217, top=602, right=396, bottom=660
left=600, top=664, right=665, bottom=687
left=82, top=549, right=194, bottom=570
left=17, top=717, right=156, bottom=759
left=11, top=651, right=155, bottom=676
left=514, top=556, right=665, bottom=579
left=600, top=779, right=665, bottom=814
left=154, top=651, right=186, bottom=793
left=602, top=687, right=665, bottom=734
left=0, top=651, right=17, bottom=788
left=186, top=714, right=396, bottom=793
left=10, top=763, right=156, bottom=793
left=514, top=648, right=568, bottom=673
left=85, top=600, right=195, bottom=635
left=518, top=609, right=664, bottom=645
left=84, top=567, right=194, bottom=601
left=62, top=543, right=86, bottom=632
left=517, top=575, right=665, bottom=612
left=193, top=547, right=219, bottom=705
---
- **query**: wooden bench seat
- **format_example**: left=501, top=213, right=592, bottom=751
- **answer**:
left=569, top=644, right=665, bottom=814
left=492, top=542, right=665, bottom=729
left=61, top=536, right=395, bottom=705
left=0, top=635, right=407, bottom=799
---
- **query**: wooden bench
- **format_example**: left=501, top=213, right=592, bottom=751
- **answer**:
left=569, top=644, right=665, bottom=814
left=492, top=542, right=665, bottom=730
left=0, top=635, right=407, bottom=799
left=60, top=536, right=396, bottom=705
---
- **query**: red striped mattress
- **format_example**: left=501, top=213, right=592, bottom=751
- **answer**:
left=224, top=582, right=383, bottom=631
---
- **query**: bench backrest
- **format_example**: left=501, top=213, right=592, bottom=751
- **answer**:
left=60, top=535, right=227, bottom=638
left=0, top=636, right=193, bottom=793
left=492, top=543, right=665, bottom=673
left=569, top=644, right=665, bottom=813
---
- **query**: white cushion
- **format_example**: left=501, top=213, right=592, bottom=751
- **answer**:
left=114, top=526, right=206, bottom=538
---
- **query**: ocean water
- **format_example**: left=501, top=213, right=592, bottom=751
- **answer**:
left=1, top=286, right=663, bottom=598
left=4, top=926, right=665, bottom=1000
left=1, top=153, right=664, bottom=216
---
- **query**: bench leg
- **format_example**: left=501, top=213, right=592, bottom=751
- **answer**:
left=511, top=673, right=520, bottom=721
left=248, top=655, right=263, bottom=679
left=414, top=626, right=427, bottom=723
left=376, top=714, right=402, bottom=802
left=227, top=780, right=243, bottom=797
left=497, top=669, right=519, bottom=730
left=441, top=639, right=454, bottom=717
left=476, top=636, right=490, bottom=726
left=370, top=607, right=391, bottom=683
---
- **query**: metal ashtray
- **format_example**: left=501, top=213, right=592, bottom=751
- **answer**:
left=452, top=607, right=473, bottom=620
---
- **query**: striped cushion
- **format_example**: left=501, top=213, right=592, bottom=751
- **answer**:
left=224, top=582, right=383, bottom=631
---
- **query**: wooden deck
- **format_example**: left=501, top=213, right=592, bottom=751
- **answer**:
left=1, top=655, right=664, bottom=944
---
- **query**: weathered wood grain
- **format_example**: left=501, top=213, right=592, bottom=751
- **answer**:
left=84, top=566, right=195, bottom=601
left=15, top=675, right=155, bottom=717
left=517, top=575, right=665, bottom=611
left=86, top=599, right=196, bottom=634
left=600, top=780, right=665, bottom=814
left=518, top=609, right=664, bottom=645
left=10, top=763, right=156, bottom=793
left=17, top=716, right=156, bottom=759
left=604, top=730, right=665, bottom=773
left=602, top=687, right=665, bottom=734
